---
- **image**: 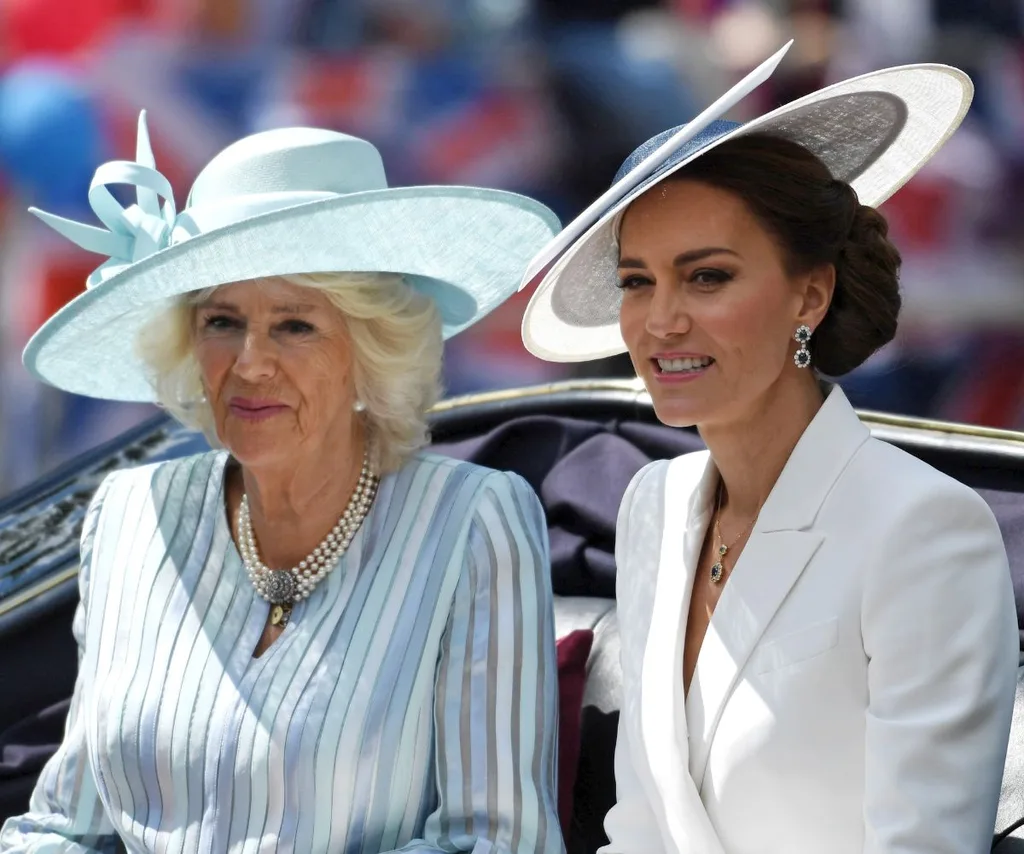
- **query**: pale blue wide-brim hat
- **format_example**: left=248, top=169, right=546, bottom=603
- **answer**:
left=23, top=114, right=560, bottom=401
left=519, top=42, right=973, bottom=362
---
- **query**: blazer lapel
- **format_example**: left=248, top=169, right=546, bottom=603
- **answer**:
left=640, top=451, right=726, bottom=854
left=686, top=529, right=824, bottom=788
left=685, top=385, right=869, bottom=791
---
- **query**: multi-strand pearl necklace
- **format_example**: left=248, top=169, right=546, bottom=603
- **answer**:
left=238, top=448, right=379, bottom=626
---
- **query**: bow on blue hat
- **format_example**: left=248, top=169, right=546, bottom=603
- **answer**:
left=29, top=112, right=194, bottom=288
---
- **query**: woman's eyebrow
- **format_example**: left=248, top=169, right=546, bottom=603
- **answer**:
left=196, top=301, right=318, bottom=314
left=271, top=304, right=318, bottom=314
left=673, top=247, right=740, bottom=266
left=617, top=246, right=739, bottom=270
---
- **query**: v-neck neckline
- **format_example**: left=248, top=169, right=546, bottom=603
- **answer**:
left=213, top=452, right=299, bottom=664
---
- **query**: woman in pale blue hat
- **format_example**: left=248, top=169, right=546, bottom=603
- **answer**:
left=0, top=114, right=564, bottom=854
left=521, top=44, right=1016, bottom=854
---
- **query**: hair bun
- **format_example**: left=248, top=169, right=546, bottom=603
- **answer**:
left=811, top=200, right=902, bottom=376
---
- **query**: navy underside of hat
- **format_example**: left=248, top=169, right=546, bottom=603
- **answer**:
left=614, top=119, right=743, bottom=184
left=602, top=119, right=744, bottom=234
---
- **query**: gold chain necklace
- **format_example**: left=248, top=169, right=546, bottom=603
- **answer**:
left=709, top=483, right=760, bottom=584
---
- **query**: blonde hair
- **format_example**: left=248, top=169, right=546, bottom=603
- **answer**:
left=135, top=272, right=444, bottom=472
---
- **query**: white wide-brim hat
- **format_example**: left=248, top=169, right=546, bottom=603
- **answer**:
left=519, top=42, right=973, bottom=362
left=24, top=113, right=561, bottom=401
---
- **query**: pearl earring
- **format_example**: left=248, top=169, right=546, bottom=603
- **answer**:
left=353, top=399, right=366, bottom=413
left=793, top=325, right=812, bottom=369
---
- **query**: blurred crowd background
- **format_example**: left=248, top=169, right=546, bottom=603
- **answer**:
left=0, top=0, right=1022, bottom=494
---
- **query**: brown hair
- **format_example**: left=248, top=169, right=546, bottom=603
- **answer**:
left=670, top=132, right=902, bottom=376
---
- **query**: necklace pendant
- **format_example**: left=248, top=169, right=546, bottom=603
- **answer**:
left=264, top=569, right=296, bottom=605
left=710, top=561, right=724, bottom=584
left=270, top=603, right=292, bottom=627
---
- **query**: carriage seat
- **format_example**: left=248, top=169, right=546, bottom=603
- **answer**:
left=553, top=596, right=620, bottom=854
left=2, top=398, right=1023, bottom=853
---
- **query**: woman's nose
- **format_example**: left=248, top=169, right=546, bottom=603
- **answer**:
left=232, top=332, right=277, bottom=381
left=644, top=282, right=690, bottom=339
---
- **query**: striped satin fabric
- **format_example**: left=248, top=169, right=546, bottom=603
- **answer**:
left=0, top=450, right=563, bottom=854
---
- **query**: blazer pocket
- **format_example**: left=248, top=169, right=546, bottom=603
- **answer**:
left=751, top=617, right=839, bottom=675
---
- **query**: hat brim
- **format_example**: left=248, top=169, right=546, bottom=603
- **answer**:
left=24, top=185, right=560, bottom=401
left=521, top=63, right=972, bottom=363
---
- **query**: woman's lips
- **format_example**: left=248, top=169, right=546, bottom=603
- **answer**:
left=228, top=399, right=289, bottom=422
left=649, top=354, right=715, bottom=384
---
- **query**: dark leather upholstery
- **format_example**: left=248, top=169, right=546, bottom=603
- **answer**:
left=554, top=597, right=619, bottom=854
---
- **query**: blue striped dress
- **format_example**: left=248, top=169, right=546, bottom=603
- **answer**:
left=0, top=450, right=563, bottom=854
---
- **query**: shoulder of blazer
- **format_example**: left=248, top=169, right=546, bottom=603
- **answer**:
left=614, top=451, right=710, bottom=612
left=817, top=436, right=1007, bottom=585
left=617, top=451, right=710, bottom=543
left=844, top=434, right=998, bottom=523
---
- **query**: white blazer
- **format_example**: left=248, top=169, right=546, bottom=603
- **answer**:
left=602, top=386, right=1018, bottom=854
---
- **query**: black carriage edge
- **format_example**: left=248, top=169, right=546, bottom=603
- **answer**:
left=2, top=378, right=1024, bottom=853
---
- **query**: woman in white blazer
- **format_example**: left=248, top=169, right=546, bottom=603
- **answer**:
left=519, top=51, right=1019, bottom=854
